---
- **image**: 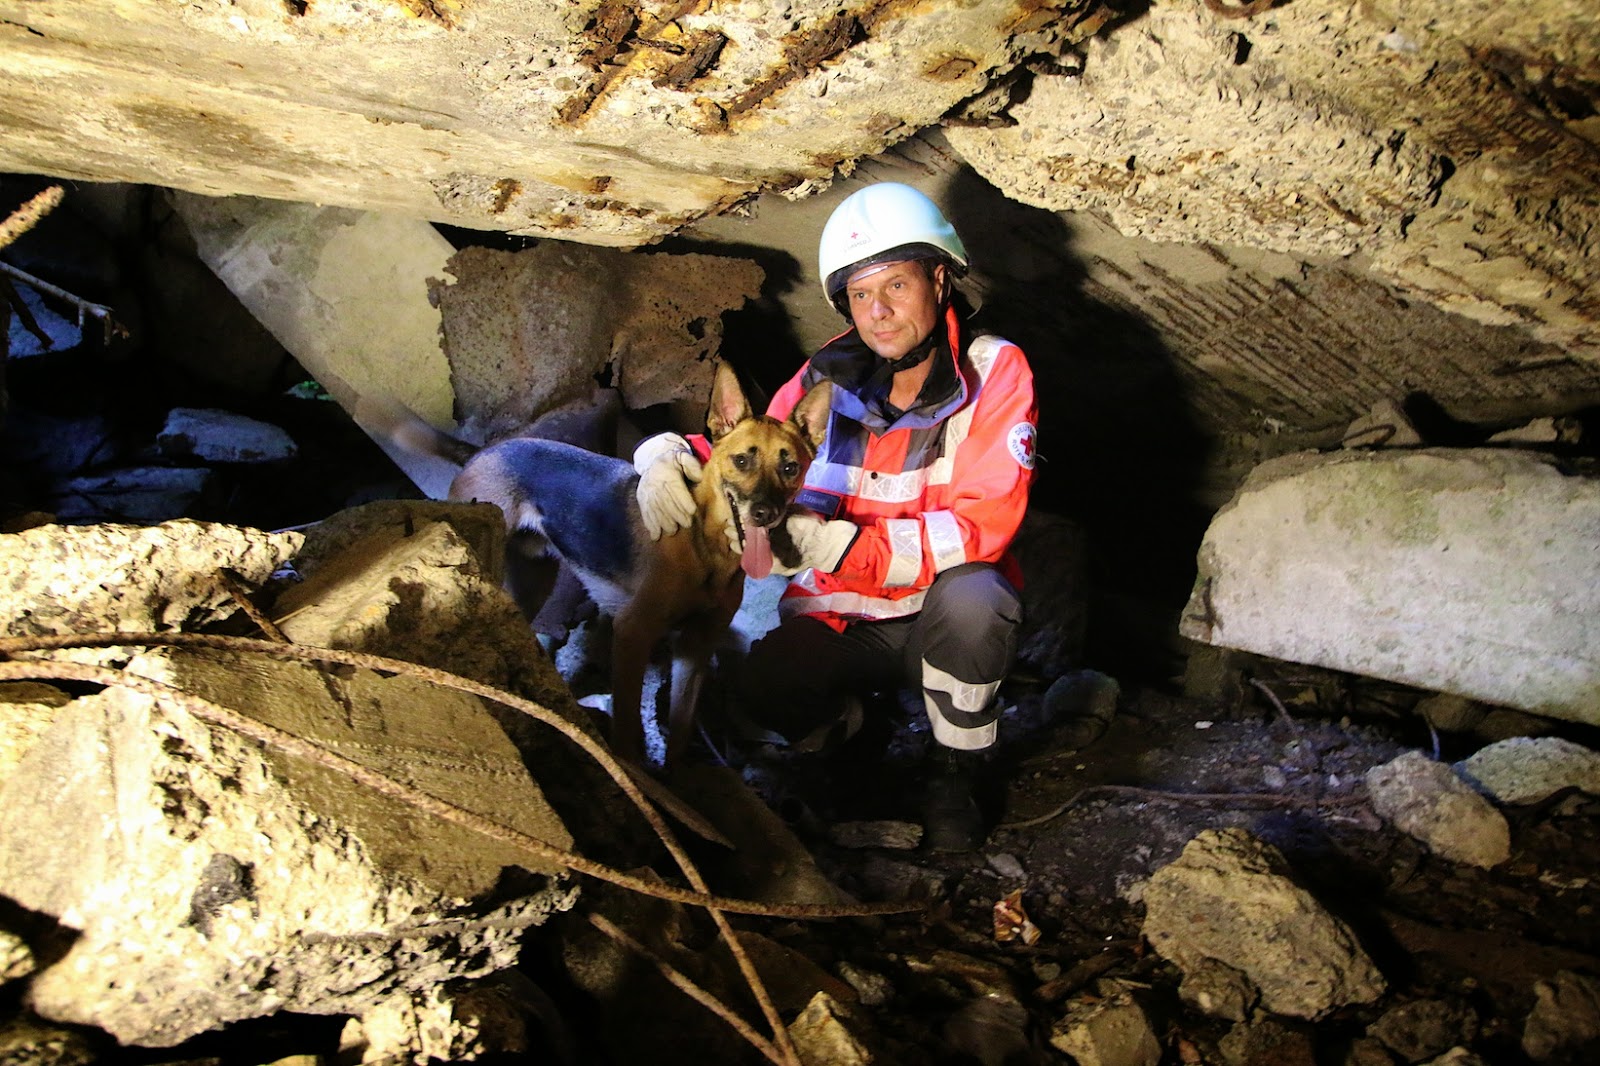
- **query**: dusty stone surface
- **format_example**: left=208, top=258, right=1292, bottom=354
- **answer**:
left=0, top=1, right=1086, bottom=244
left=1522, top=971, right=1600, bottom=1063
left=273, top=510, right=572, bottom=708
left=1371, top=998, right=1480, bottom=1064
left=1140, top=827, right=1387, bottom=1020
left=0, top=520, right=302, bottom=638
left=1456, top=736, right=1600, bottom=806
left=0, top=928, right=34, bottom=986
left=787, top=993, right=873, bottom=1066
left=45, top=466, right=217, bottom=524
left=156, top=407, right=298, bottom=463
left=0, top=669, right=576, bottom=1046
left=1366, top=751, right=1512, bottom=869
left=0, top=681, right=70, bottom=785
left=0, top=512, right=581, bottom=1047
left=1181, top=448, right=1600, bottom=726
left=1176, top=958, right=1257, bottom=1023
left=427, top=243, right=764, bottom=443
left=341, top=983, right=530, bottom=1066
left=948, top=0, right=1600, bottom=359
left=289, top=499, right=508, bottom=586
left=5, top=0, right=1593, bottom=374
left=172, top=195, right=461, bottom=498
left=0, top=1016, right=95, bottom=1066
left=1048, top=991, right=1162, bottom=1066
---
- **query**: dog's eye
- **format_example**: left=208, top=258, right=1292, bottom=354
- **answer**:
left=732, top=453, right=750, bottom=470
left=780, top=460, right=799, bottom=479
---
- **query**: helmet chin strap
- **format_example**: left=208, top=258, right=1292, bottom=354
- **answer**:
left=880, top=330, right=939, bottom=375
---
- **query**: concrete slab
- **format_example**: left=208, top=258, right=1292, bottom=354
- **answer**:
left=1181, top=448, right=1600, bottom=727
left=172, top=193, right=459, bottom=499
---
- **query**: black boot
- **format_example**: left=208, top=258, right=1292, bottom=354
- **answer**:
left=921, top=745, right=987, bottom=852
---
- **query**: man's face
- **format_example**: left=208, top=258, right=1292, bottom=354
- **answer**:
left=845, top=260, right=945, bottom=362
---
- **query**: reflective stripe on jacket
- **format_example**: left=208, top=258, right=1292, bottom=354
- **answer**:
left=766, top=307, right=1037, bottom=632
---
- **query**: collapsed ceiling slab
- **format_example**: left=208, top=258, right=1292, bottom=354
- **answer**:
left=0, top=0, right=1100, bottom=243
left=947, top=0, right=1600, bottom=359
left=2, top=0, right=1598, bottom=437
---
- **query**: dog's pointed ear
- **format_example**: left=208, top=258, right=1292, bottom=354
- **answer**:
left=788, top=379, right=833, bottom=450
left=706, top=361, right=752, bottom=441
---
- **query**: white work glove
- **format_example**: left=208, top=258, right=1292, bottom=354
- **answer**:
left=770, top=512, right=860, bottom=577
left=633, top=432, right=701, bottom=540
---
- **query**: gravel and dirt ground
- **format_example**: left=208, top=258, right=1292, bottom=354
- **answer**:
left=611, top=662, right=1600, bottom=1065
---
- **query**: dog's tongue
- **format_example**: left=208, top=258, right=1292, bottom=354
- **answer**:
left=741, top=523, right=773, bottom=579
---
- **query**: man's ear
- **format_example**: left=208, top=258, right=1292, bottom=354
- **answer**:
left=789, top=379, right=833, bottom=450
left=706, top=361, right=752, bottom=441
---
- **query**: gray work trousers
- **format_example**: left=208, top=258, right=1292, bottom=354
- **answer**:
left=738, top=562, right=1022, bottom=751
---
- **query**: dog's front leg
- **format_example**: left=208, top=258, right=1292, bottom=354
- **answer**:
left=663, top=622, right=718, bottom=769
left=609, top=605, right=658, bottom=766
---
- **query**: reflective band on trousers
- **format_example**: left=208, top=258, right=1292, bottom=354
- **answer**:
left=922, top=658, right=1000, bottom=750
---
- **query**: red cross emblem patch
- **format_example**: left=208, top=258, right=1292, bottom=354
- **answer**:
left=1008, top=422, right=1037, bottom=470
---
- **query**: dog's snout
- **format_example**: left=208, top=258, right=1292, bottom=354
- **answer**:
left=749, top=501, right=780, bottom=528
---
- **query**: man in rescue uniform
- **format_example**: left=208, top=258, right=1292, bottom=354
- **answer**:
left=635, top=181, right=1037, bottom=850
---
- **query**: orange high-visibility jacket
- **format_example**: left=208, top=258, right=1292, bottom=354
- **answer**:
left=764, top=307, right=1037, bottom=632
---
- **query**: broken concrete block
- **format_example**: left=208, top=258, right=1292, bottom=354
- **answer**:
left=277, top=500, right=630, bottom=860
left=340, top=981, right=531, bottom=1065
left=788, top=993, right=874, bottom=1066
left=0, top=520, right=302, bottom=638
left=829, top=820, right=924, bottom=851
left=1141, top=828, right=1386, bottom=1020
left=156, top=407, right=298, bottom=463
left=713, top=931, right=861, bottom=1016
left=0, top=648, right=577, bottom=1047
left=1042, top=669, right=1120, bottom=750
left=1522, top=970, right=1600, bottom=1063
left=1415, top=692, right=1488, bottom=734
left=944, top=993, right=1032, bottom=1066
left=1176, top=957, right=1258, bottom=1022
left=274, top=510, right=558, bottom=698
left=1218, top=1015, right=1317, bottom=1066
left=0, top=681, right=70, bottom=783
left=1455, top=737, right=1600, bottom=806
left=1487, top=417, right=1582, bottom=446
left=0, top=511, right=579, bottom=1046
left=288, top=499, right=508, bottom=587
left=1181, top=449, right=1600, bottom=729
left=1049, top=991, right=1162, bottom=1066
left=0, top=1016, right=94, bottom=1066
left=173, top=195, right=459, bottom=500
left=666, top=766, right=858, bottom=908
left=47, top=465, right=215, bottom=523
left=836, top=962, right=894, bottom=1008
left=0, top=409, right=115, bottom=476
left=1366, top=751, right=1511, bottom=868
left=1342, top=398, right=1424, bottom=449
left=427, top=243, right=765, bottom=444
left=0, top=927, right=34, bottom=985
left=1370, top=997, right=1479, bottom=1064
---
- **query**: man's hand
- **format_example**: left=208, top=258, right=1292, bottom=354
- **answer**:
left=770, top=512, right=860, bottom=577
left=633, top=433, right=701, bottom=540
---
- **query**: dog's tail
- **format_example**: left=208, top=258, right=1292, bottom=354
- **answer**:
left=352, top=393, right=479, bottom=467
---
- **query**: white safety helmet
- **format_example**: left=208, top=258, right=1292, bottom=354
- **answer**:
left=818, top=182, right=969, bottom=312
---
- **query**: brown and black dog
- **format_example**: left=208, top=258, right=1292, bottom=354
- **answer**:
left=369, top=362, right=831, bottom=766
